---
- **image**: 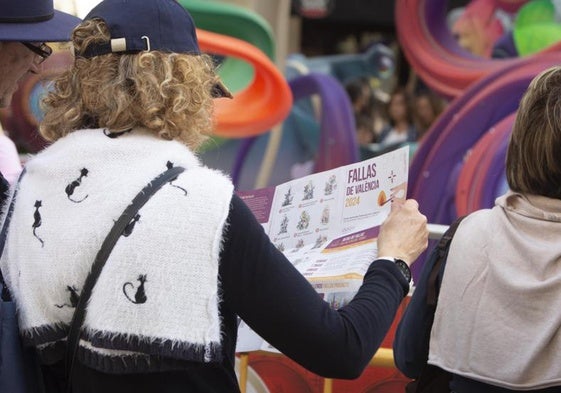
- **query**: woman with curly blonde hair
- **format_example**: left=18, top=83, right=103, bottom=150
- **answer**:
left=41, top=20, right=224, bottom=149
left=0, top=1, right=428, bottom=392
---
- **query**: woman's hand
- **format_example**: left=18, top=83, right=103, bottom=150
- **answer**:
left=377, top=199, right=428, bottom=266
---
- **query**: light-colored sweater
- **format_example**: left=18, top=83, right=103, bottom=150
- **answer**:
left=429, top=191, right=561, bottom=390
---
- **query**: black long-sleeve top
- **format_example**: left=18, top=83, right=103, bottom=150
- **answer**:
left=45, top=195, right=409, bottom=393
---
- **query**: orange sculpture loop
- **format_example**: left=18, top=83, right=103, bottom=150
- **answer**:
left=197, top=29, right=293, bottom=138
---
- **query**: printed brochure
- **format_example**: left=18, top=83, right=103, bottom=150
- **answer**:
left=235, top=146, right=409, bottom=352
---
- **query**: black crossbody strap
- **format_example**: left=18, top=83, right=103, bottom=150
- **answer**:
left=426, top=216, right=465, bottom=307
left=65, top=165, right=185, bottom=390
left=0, top=169, right=26, bottom=301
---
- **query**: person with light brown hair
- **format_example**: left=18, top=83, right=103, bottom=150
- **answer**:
left=395, top=65, right=561, bottom=392
left=0, top=1, right=428, bottom=392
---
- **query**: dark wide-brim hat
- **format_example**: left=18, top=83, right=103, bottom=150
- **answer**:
left=0, top=0, right=81, bottom=42
left=81, top=0, right=232, bottom=99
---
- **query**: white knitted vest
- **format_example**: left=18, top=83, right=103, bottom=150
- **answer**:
left=0, top=128, right=233, bottom=370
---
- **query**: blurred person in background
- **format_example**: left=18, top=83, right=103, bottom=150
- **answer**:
left=377, top=86, right=418, bottom=148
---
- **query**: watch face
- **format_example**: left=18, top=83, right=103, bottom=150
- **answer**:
left=395, top=259, right=411, bottom=283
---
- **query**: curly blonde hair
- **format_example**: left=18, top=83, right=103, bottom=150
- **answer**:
left=40, top=19, right=218, bottom=150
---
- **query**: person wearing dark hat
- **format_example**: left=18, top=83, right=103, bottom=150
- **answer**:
left=0, top=0, right=81, bottom=108
left=0, top=0, right=428, bottom=392
left=0, top=0, right=81, bottom=205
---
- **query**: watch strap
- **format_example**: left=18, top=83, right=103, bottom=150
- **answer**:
left=378, top=256, right=411, bottom=283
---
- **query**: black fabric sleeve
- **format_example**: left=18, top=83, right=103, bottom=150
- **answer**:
left=0, top=171, right=9, bottom=210
left=393, top=242, right=444, bottom=378
left=219, top=195, right=410, bottom=379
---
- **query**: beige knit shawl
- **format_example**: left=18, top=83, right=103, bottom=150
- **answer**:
left=429, top=191, right=561, bottom=390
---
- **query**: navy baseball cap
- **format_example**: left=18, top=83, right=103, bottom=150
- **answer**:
left=0, top=0, right=81, bottom=42
left=80, top=0, right=232, bottom=98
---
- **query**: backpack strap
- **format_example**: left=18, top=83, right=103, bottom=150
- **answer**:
left=0, top=169, right=26, bottom=301
left=65, top=165, right=185, bottom=392
left=426, top=216, right=465, bottom=307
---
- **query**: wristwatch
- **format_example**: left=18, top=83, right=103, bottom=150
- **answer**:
left=380, top=257, right=412, bottom=283
left=394, top=258, right=412, bottom=283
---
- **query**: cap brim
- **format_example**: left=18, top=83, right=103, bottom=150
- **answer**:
left=0, top=10, right=81, bottom=42
left=212, top=78, right=233, bottom=99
